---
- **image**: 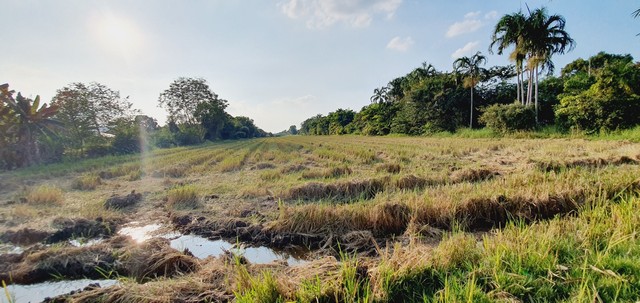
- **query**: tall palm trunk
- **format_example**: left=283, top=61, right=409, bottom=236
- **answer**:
left=534, top=65, right=539, bottom=124
left=470, top=86, right=473, bottom=128
left=527, top=69, right=534, bottom=106
left=520, top=65, right=526, bottom=105
left=516, top=64, right=521, bottom=104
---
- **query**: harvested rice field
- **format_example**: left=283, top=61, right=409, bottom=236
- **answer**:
left=1, top=136, right=640, bottom=302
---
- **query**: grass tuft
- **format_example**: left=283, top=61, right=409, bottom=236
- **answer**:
left=72, top=174, right=102, bottom=190
left=26, top=185, right=64, bottom=205
left=167, top=185, right=200, bottom=209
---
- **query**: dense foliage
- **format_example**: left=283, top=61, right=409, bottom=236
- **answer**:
left=0, top=78, right=267, bottom=170
left=298, top=7, right=640, bottom=137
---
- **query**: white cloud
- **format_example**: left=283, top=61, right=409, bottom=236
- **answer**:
left=484, top=10, right=498, bottom=20
left=386, top=36, right=414, bottom=52
left=464, top=11, right=481, bottom=19
left=451, top=41, right=479, bottom=58
left=446, top=10, right=496, bottom=38
left=279, top=0, right=402, bottom=29
left=446, top=19, right=483, bottom=37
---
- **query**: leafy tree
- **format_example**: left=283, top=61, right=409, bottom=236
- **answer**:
left=52, top=82, right=133, bottom=153
left=351, top=102, right=399, bottom=135
left=1, top=84, right=62, bottom=168
left=158, top=77, right=227, bottom=144
left=326, top=109, right=355, bottom=135
left=195, top=98, right=228, bottom=140
left=454, top=51, right=487, bottom=128
left=556, top=54, right=640, bottom=132
left=158, top=77, right=226, bottom=126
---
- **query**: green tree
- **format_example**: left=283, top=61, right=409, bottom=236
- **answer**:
left=1, top=84, right=62, bottom=168
left=524, top=7, right=575, bottom=123
left=490, top=11, right=528, bottom=104
left=454, top=51, right=487, bottom=128
left=194, top=98, right=228, bottom=140
left=490, top=7, right=574, bottom=124
left=555, top=54, right=640, bottom=132
left=52, top=82, right=133, bottom=153
left=158, top=77, right=227, bottom=144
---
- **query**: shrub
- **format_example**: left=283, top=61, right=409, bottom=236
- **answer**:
left=480, top=103, right=536, bottom=133
left=26, top=185, right=64, bottom=205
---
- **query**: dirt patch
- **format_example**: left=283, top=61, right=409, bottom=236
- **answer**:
left=104, top=190, right=143, bottom=210
left=46, top=218, right=119, bottom=243
left=42, top=282, right=106, bottom=303
left=535, top=156, right=639, bottom=172
left=0, top=228, right=51, bottom=245
left=450, top=168, right=500, bottom=183
left=0, top=235, right=199, bottom=285
left=120, top=237, right=200, bottom=282
left=286, top=177, right=388, bottom=202
left=0, top=243, right=119, bottom=284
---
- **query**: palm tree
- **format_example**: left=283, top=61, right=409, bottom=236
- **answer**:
left=453, top=51, right=487, bottom=128
left=489, top=11, right=527, bottom=105
left=0, top=84, right=61, bottom=167
left=634, top=8, right=640, bottom=35
left=370, top=86, right=389, bottom=104
left=524, top=7, right=575, bottom=123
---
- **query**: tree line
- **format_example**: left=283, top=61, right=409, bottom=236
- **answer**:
left=0, top=77, right=267, bottom=170
left=299, top=7, right=640, bottom=137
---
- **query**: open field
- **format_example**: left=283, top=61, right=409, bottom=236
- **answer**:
left=1, top=136, right=640, bottom=302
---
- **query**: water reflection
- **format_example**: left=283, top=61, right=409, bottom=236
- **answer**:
left=169, top=234, right=307, bottom=265
left=1, top=279, right=117, bottom=303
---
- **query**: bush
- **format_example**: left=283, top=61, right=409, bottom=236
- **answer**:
left=480, top=103, right=536, bottom=133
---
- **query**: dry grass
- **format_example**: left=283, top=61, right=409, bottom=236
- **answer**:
left=376, top=163, right=401, bottom=174
left=167, top=185, right=200, bottom=209
left=25, top=185, right=64, bottom=205
left=72, top=174, right=102, bottom=190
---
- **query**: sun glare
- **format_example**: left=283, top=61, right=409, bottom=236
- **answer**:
left=90, top=11, right=144, bottom=60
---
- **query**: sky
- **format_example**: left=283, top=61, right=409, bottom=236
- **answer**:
left=3, top=0, right=640, bottom=133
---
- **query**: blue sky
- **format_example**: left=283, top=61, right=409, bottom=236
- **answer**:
left=3, top=0, right=639, bottom=132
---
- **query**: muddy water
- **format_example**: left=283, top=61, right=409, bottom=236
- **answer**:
left=1, top=279, right=117, bottom=303
left=118, top=223, right=308, bottom=265
left=170, top=234, right=306, bottom=265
